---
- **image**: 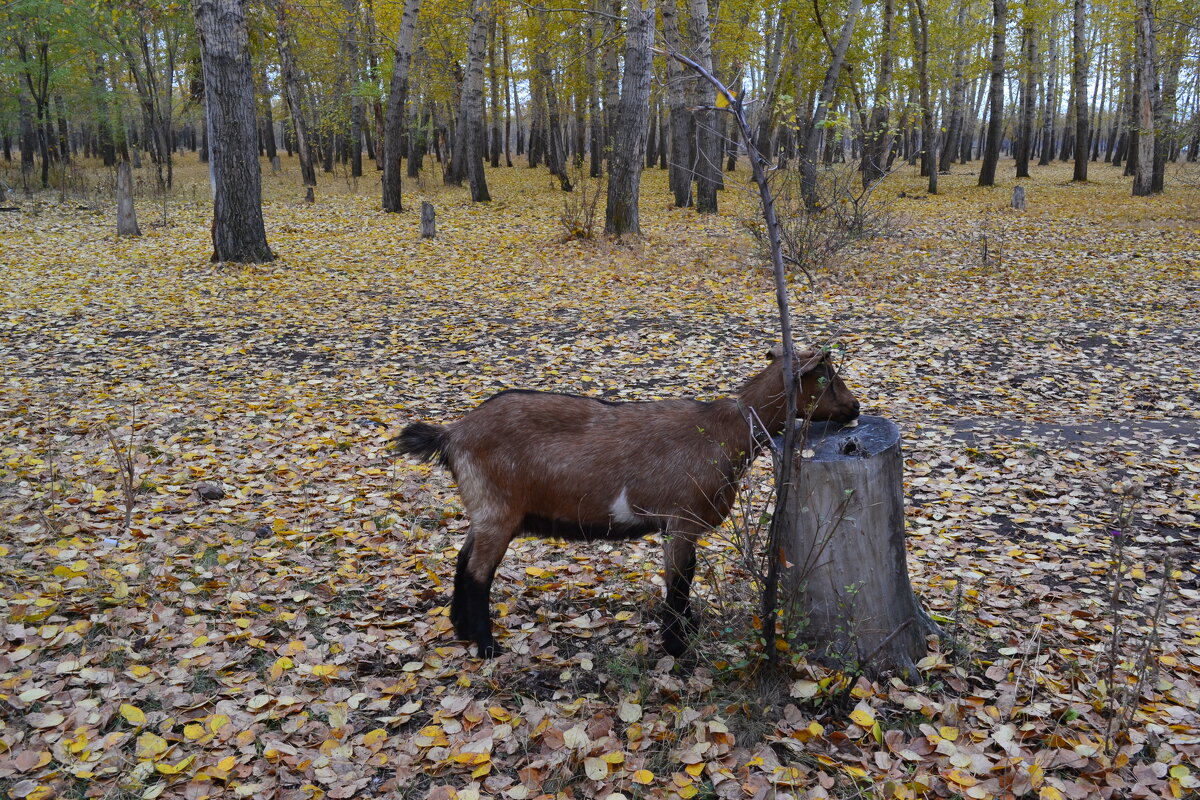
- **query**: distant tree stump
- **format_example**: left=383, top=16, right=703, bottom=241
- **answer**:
left=782, top=416, right=941, bottom=677
left=305, top=187, right=314, bottom=204
left=1011, top=185, right=1026, bottom=210
left=420, top=201, right=436, bottom=238
left=116, top=161, right=141, bottom=237
left=271, top=155, right=281, bottom=172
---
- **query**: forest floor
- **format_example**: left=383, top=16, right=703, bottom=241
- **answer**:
left=0, top=155, right=1198, bottom=800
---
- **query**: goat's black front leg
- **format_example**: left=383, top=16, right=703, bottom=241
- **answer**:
left=662, top=531, right=699, bottom=657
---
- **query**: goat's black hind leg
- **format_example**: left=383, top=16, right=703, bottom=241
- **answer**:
left=453, top=520, right=516, bottom=658
left=662, top=530, right=699, bottom=657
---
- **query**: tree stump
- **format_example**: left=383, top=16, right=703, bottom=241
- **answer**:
left=781, top=416, right=940, bottom=677
left=420, top=201, right=436, bottom=238
left=1011, top=185, right=1026, bottom=210
left=116, top=161, right=141, bottom=237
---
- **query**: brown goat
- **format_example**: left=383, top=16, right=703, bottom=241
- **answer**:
left=394, top=347, right=860, bottom=657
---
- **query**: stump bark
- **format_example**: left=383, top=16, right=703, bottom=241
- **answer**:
left=116, top=161, right=141, bottom=237
left=782, top=415, right=940, bottom=677
left=1011, top=185, right=1026, bottom=209
left=420, top=201, right=436, bottom=238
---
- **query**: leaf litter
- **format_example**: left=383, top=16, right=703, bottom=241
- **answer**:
left=0, top=160, right=1197, bottom=799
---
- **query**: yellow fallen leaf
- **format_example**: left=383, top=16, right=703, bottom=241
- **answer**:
left=849, top=702, right=875, bottom=727
left=120, top=704, right=147, bottom=726
left=633, top=769, right=654, bottom=784
left=136, top=732, right=169, bottom=760
left=156, top=754, right=195, bottom=775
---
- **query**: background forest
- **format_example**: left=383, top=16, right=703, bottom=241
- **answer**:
left=1, top=0, right=1199, bottom=799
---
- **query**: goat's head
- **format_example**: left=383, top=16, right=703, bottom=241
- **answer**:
left=768, top=346, right=861, bottom=424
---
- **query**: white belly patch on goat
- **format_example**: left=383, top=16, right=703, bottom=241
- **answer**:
left=610, top=488, right=640, bottom=524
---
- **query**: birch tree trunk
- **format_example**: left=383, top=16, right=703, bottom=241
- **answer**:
left=382, top=0, right=421, bottom=212
left=194, top=0, right=273, bottom=263
left=1132, top=0, right=1158, bottom=195
left=687, top=0, right=718, bottom=212
left=604, top=0, right=654, bottom=235
left=978, top=0, right=1007, bottom=186
left=456, top=0, right=492, bottom=201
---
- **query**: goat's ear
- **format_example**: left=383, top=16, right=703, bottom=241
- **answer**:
left=766, top=345, right=785, bottom=361
left=796, top=349, right=827, bottom=375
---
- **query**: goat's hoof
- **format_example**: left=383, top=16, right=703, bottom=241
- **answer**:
left=475, top=639, right=501, bottom=659
left=662, top=631, right=689, bottom=657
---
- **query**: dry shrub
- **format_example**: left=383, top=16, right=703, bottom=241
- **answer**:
left=747, top=162, right=898, bottom=279
left=559, top=167, right=605, bottom=241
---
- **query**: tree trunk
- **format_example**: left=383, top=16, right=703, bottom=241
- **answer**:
left=1132, top=0, right=1158, bottom=195
left=1014, top=24, right=1035, bottom=178
left=587, top=13, right=602, bottom=176
left=488, top=17, right=503, bottom=169
left=978, top=0, right=1007, bottom=186
left=274, top=0, right=316, bottom=192
left=604, top=0, right=654, bottom=235
left=754, top=12, right=786, bottom=165
left=911, top=0, right=936, bottom=194
left=194, top=0, right=274, bottom=263
left=687, top=0, right=718, bottom=212
left=1072, top=0, right=1089, bottom=180
left=938, top=0, right=965, bottom=174
left=116, top=160, right=141, bottom=237
left=800, top=0, right=863, bottom=209
left=341, top=0, right=365, bottom=178
left=382, top=0, right=422, bottom=212
left=601, top=0, right=620, bottom=169
left=661, top=0, right=693, bottom=207
left=782, top=417, right=941, bottom=678
left=458, top=0, right=491, bottom=201
left=1039, top=17, right=1059, bottom=166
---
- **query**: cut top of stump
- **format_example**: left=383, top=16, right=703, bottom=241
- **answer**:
left=784, top=415, right=899, bottom=461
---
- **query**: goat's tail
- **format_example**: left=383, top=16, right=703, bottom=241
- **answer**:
left=392, top=421, right=451, bottom=467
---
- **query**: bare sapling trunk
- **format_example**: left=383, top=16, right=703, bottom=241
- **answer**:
left=657, top=47, right=798, bottom=667
left=116, top=160, right=141, bottom=236
left=195, top=0, right=274, bottom=263
left=604, top=0, right=655, bottom=235
left=783, top=418, right=940, bottom=677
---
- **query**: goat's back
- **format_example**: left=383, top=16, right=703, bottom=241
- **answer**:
left=443, top=390, right=748, bottom=527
